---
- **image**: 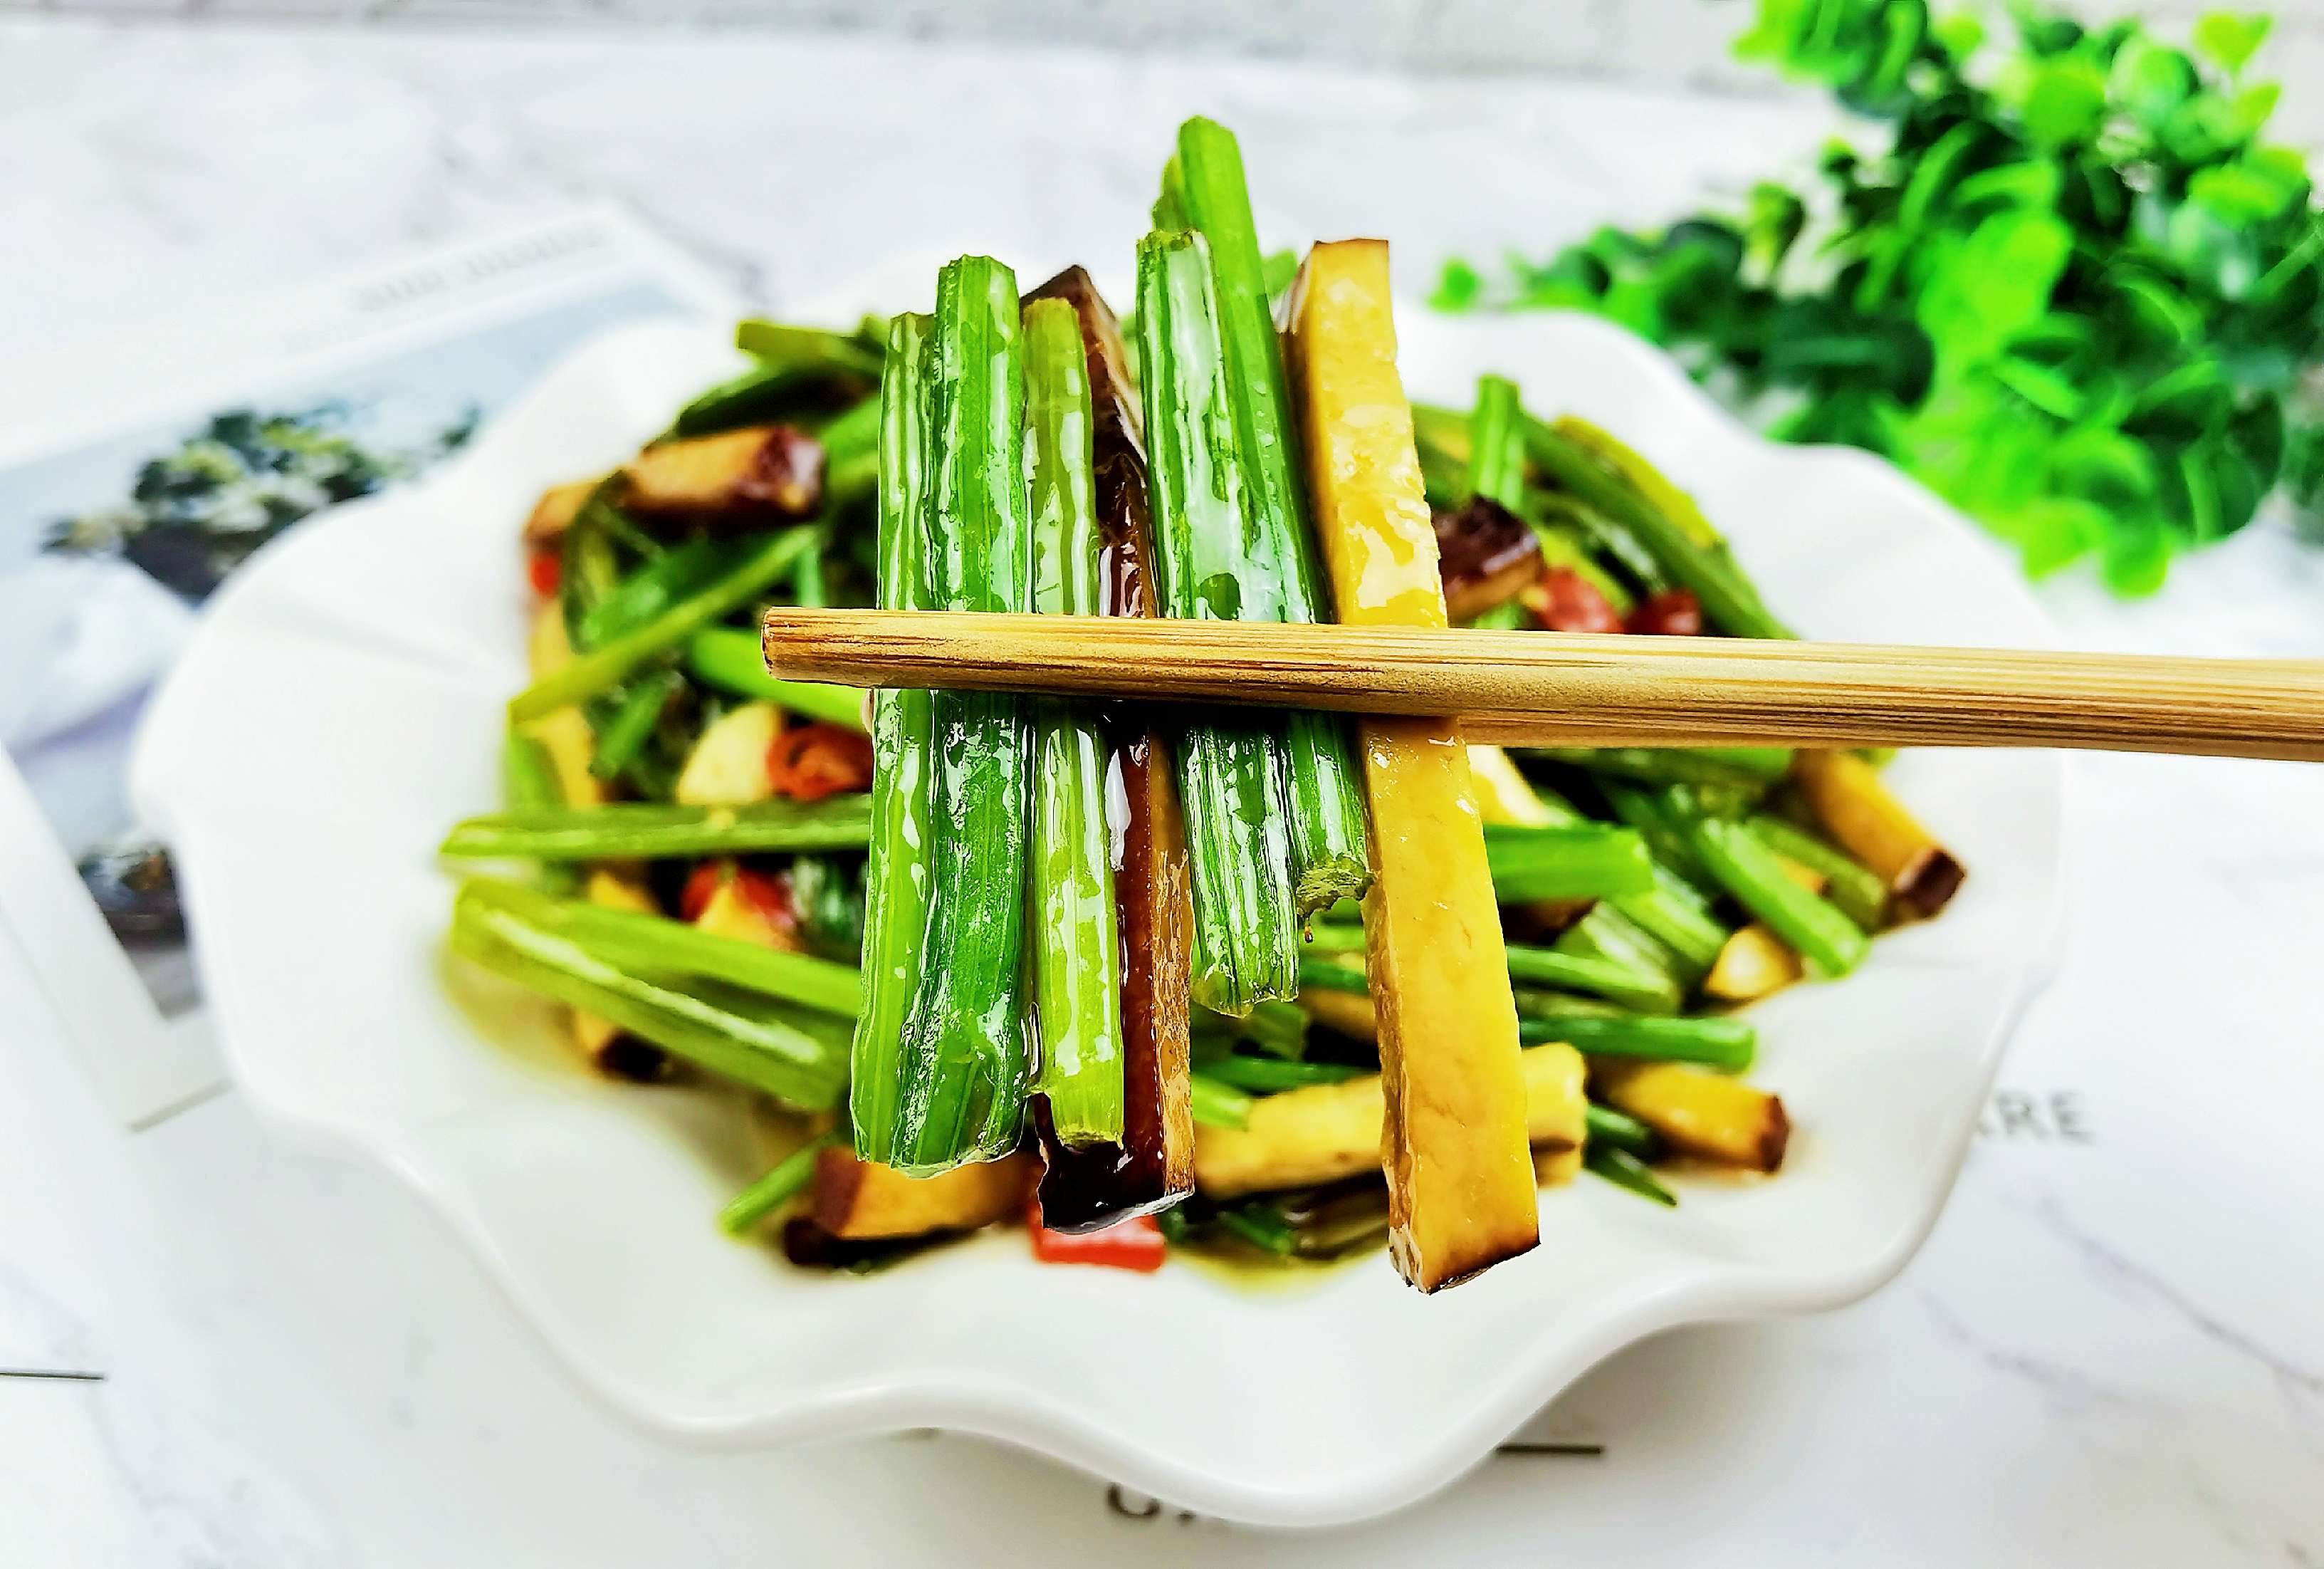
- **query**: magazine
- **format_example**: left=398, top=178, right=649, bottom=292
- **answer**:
left=0, top=208, right=737, bottom=1123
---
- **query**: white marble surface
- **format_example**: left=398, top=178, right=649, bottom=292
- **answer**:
left=2, top=19, right=2322, bottom=1565
left=14, top=0, right=2324, bottom=134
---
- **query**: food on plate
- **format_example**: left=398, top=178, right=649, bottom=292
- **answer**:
left=1284, top=236, right=1537, bottom=1286
left=439, top=117, right=1964, bottom=1291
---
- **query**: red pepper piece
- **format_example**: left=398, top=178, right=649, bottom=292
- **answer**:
left=735, top=866, right=795, bottom=929
left=679, top=860, right=727, bottom=922
left=1626, top=588, right=1703, bottom=636
left=682, top=859, right=795, bottom=931
left=766, top=723, right=876, bottom=802
left=1026, top=1199, right=1167, bottom=1271
left=1523, top=567, right=1624, bottom=634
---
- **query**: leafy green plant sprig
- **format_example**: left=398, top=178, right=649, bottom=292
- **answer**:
left=1436, top=2, right=2324, bottom=594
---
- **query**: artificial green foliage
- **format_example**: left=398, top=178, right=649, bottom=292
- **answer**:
left=1437, top=2, right=2324, bottom=593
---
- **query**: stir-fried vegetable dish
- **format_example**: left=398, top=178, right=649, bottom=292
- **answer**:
left=440, top=118, right=1964, bottom=1291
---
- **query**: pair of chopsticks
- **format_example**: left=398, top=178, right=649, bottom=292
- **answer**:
left=758, top=609, right=2324, bottom=763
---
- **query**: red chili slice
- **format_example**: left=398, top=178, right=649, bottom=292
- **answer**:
left=1523, top=567, right=1624, bottom=634
left=679, top=860, right=727, bottom=922
left=734, top=867, right=795, bottom=930
left=681, top=860, right=796, bottom=932
left=1626, top=588, right=1704, bottom=636
left=1026, top=1199, right=1167, bottom=1271
left=766, top=723, right=876, bottom=802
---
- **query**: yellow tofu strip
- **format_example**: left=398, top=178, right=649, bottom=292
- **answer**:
left=1195, top=1043, right=1586, bottom=1200
left=812, top=1147, right=1032, bottom=1241
left=523, top=602, right=658, bottom=1074
left=522, top=476, right=602, bottom=548
left=1465, top=744, right=1557, bottom=827
left=1593, top=1060, right=1790, bottom=1172
left=1533, top=1145, right=1584, bottom=1186
left=1791, top=751, right=1966, bottom=919
left=1287, top=239, right=1538, bottom=1291
left=523, top=602, right=608, bottom=808
left=1703, top=923, right=1804, bottom=1002
left=573, top=868, right=664, bottom=1078
left=1297, top=986, right=1378, bottom=1042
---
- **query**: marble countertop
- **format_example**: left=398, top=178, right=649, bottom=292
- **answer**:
left=3, top=19, right=2321, bottom=1565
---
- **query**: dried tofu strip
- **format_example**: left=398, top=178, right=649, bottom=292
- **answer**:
left=620, top=424, right=824, bottom=523
left=523, top=600, right=660, bottom=1076
left=1791, top=751, right=1965, bottom=919
left=574, top=868, right=665, bottom=1080
left=1286, top=239, right=1537, bottom=1291
left=1592, top=1061, right=1790, bottom=1172
left=810, top=1147, right=1032, bottom=1240
left=1194, top=1042, right=1585, bottom=1200
left=523, top=478, right=602, bottom=548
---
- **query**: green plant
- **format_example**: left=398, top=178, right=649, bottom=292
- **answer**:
left=1435, top=2, right=2324, bottom=594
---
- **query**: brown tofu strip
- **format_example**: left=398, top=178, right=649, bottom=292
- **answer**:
left=523, top=477, right=602, bottom=548
left=619, top=425, right=825, bottom=522
left=1434, top=496, right=1543, bottom=622
left=1021, top=266, right=1195, bottom=1230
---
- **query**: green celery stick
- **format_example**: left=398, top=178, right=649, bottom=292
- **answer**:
left=684, top=627, right=866, bottom=730
left=1171, top=116, right=1371, bottom=914
left=1747, top=812, right=1888, bottom=931
left=1189, top=1072, right=1255, bottom=1130
left=499, top=730, right=578, bottom=894
left=439, top=797, right=870, bottom=861
left=451, top=892, right=847, bottom=1110
left=1504, top=776, right=1729, bottom=974
left=1504, top=942, right=1677, bottom=1013
left=850, top=313, right=939, bottom=1167
left=1586, top=1146, right=1679, bottom=1206
left=1481, top=821, right=1657, bottom=902
left=1518, top=1011, right=1756, bottom=1072
left=719, top=1132, right=839, bottom=1235
left=1198, top=1054, right=1366, bottom=1093
left=1554, top=900, right=1683, bottom=987
left=587, top=668, right=685, bottom=781
left=1584, top=1102, right=1662, bottom=1158
left=510, top=525, right=818, bottom=721
left=1522, top=414, right=1792, bottom=640
left=1683, top=806, right=1872, bottom=978
left=1466, top=373, right=1526, bottom=508
left=733, top=320, right=885, bottom=377
left=1135, top=229, right=1300, bottom=1016
left=460, top=879, right=859, bottom=1017
left=886, top=256, right=1037, bottom=1172
left=1023, top=296, right=1126, bottom=1147
left=575, top=536, right=758, bottom=650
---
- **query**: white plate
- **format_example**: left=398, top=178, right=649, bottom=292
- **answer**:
left=131, top=306, right=2066, bottom=1528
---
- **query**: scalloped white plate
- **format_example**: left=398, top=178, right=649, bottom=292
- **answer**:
left=130, top=300, right=2066, bottom=1528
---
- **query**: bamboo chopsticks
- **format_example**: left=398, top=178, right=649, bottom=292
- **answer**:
left=758, top=608, right=2324, bottom=762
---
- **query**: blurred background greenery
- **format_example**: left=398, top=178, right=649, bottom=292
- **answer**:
left=1438, top=1, right=2324, bottom=595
